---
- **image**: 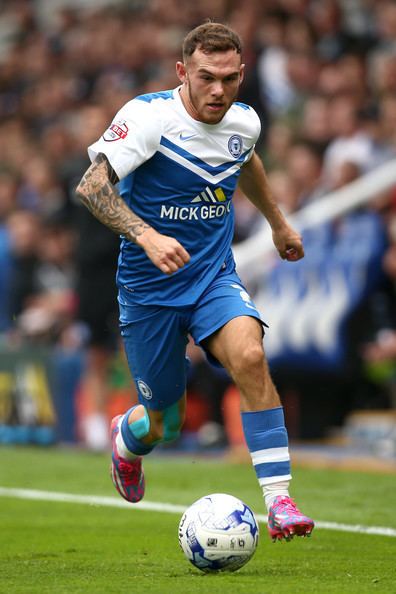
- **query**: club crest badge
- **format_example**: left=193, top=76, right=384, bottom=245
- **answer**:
left=228, top=134, right=243, bottom=158
left=137, top=379, right=153, bottom=400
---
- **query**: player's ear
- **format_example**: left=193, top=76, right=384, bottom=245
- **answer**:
left=239, top=63, right=245, bottom=86
left=176, top=61, right=187, bottom=83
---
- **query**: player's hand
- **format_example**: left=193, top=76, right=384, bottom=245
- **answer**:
left=136, top=227, right=190, bottom=274
left=272, top=225, right=304, bottom=262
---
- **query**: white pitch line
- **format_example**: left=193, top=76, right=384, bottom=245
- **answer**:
left=1, top=487, right=395, bottom=538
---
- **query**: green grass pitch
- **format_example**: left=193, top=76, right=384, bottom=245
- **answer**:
left=0, top=446, right=395, bottom=593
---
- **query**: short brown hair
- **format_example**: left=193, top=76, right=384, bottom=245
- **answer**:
left=182, top=22, right=242, bottom=61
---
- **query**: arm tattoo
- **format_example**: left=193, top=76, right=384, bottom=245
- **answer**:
left=76, top=153, right=151, bottom=242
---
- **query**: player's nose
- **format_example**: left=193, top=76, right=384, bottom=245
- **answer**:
left=211, top=81, right=224, bottom=97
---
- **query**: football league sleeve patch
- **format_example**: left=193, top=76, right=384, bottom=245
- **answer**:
left=88, top=99, right=162, bottom=181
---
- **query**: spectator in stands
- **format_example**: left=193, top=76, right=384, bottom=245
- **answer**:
left=260, top=121, right=293, bottom=170
left=17, top=156, right=67, bottom=217
left=300, top=94, right=332, bottom=152
left=309, top=0, right=347, bottom=61
left=322, top=94, right=388, bottom=188
left=370, top=51, right=396, bottom=99
left=378, top=94, right=396, bottom=146
left=373, top=0, right=396, bottom=54
left=286, top=140, right=325, bottom=206
left=256, top=12, right=297, bottom=117
left=9, top=212, right=77, bottom=345
left=5, top=210, right=42, bottom=329
left=267, top=169, right=300, bottom=215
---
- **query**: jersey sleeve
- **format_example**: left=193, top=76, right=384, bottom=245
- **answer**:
left=88, top=99, right=162, bottom=180
left=245, top=107, right=261, bottom=162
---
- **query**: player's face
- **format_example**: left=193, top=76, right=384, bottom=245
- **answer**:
left=177, top=49, right=245, bottom=124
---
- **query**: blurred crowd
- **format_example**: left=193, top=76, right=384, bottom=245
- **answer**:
left=1, top=0, right=396, bottom=448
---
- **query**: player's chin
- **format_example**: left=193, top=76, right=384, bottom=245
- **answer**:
left=204, top=105, right=227, bottom=123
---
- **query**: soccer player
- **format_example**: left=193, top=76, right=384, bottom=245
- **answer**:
left=76, top=22, right=314, bottom=542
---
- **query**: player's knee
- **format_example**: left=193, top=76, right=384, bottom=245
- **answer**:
left=231, top=342, right=265, bottom=376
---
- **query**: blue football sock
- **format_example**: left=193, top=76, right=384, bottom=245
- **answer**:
left=241, top=407, right=292, bottom=488
left=120, top=407, right=154, bottom=456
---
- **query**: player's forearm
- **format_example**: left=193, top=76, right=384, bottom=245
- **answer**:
left=238, top=152, right=286, bottom=230
left=76, top=153, right=151, bottom=243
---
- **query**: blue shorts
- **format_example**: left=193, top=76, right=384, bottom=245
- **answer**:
left=118, top=268, right=264, bottom=411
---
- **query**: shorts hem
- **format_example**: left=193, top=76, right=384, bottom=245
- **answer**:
left=195, top=311, right=265, bottom=347
left=137, top=391, right=186, bottom=412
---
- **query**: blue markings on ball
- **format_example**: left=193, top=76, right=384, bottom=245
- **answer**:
left=241, top=506, right=259, bottom=536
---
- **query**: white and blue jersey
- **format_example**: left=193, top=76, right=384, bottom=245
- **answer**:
left=88, top=86, right=261, bottom=306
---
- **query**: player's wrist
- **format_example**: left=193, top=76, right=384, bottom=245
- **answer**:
left=134, top=224, right=156, bottom=248
left=262, top=204, right=288, bottom=230
left=269, top=217, right=289, bottom=233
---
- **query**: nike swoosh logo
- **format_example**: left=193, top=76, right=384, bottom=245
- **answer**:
left=179, top=133, right=197, bottom=141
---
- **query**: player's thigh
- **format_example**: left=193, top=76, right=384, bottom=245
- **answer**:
left=119, top=297, right=189, bottom=410
left=204, top=315, right=265, bottom=374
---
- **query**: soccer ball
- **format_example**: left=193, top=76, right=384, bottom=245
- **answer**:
left=178, top=493, right=259, bottom=573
